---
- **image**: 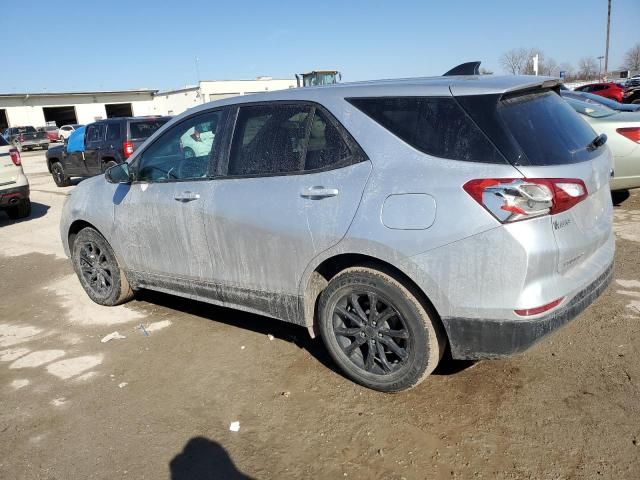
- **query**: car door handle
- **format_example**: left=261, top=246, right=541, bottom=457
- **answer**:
left=300, top=186, right=339, bottom=199
left=174, top=191, right=201, bottom=202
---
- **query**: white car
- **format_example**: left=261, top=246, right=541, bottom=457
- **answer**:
left=179, top=122, right=216, bottom=158
left=0, top=135, right=31, bottom=219
left=58, top=124, right=83, bottom=141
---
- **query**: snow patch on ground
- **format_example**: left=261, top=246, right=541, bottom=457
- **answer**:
left=44, top=275, right=145, bottom=326
left=614, top=210, right=640, bottom=242
left=51, top=397, right=66, bottom=407
left=146, top=320, right=172, bottom=332
left=75, top=371, right=99, bottom=382
left=46, top=354, right=104, bottom=380
left=616, top=279, right=640, bottom=289
left=10, top=350, right=65, bottom=369
left=0, top=347, right=31, bottom=362
left=0, top=323, right=43, bottom=348
left=10, top=379, right=30, bottom=390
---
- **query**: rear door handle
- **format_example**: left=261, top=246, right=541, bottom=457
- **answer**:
left=300, top=186, right=339, bottom=199
left=174, top=191, right=201, bottom=202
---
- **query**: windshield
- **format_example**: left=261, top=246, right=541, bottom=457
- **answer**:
left=129, top=119, right=169, bottom=140
left=564, top=96, right=617, bottom=118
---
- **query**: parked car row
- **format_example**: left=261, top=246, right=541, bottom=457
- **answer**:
left=574, top=81, right=640, bottom=104
left=59, top=67, right=615, bottom=392
left=46, top=116, right=170, bottom=186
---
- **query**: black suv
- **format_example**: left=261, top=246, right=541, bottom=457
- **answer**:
left=46, top=116, right=171, bottom=187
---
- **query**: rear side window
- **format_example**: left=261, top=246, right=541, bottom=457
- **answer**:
left=498, top=91, right=598, bottom=165
left=347, top=97, right=505, bottom=163
left=227, top=104, right=357, bottom=176
left=106, top=123, right=121, bottom=141
left=228, top=105, right=311, bottom=176
left=129, top=119, right=169, bottom=140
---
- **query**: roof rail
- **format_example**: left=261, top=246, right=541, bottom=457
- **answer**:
left=443, top=61, right=481, bottom=76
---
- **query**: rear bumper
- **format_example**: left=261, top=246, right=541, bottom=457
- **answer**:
left=0, top=184, right=30, bottom=208
left=443, top=260, right=613, bottom=360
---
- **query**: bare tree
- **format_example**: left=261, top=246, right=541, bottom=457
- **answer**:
left=500, top=48, right=528, bottom=75
left=542, top=57, right=558, bottom=77
left=558, top=62, right=575, bottom=81
left=578, top=57, right=598, bottom=80
left=623, top=43, right=640, bottom=72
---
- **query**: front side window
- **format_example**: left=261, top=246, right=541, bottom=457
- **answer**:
left=135, top=110, right=222, bottom=182
left=86, top=124, right=104, bottom=142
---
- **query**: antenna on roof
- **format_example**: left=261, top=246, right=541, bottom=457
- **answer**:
left=443, top=61, right=481, bottom=76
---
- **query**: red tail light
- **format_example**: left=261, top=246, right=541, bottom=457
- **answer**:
left=18, top=134, right=24, bottom=142
left=514, top=297, right=564, bottom=316
left=617, top=127, right=640, bottom=144
left=9, top=148, right=21, bottom=166
left=463, top=178, right=588, bottom=223
left=123, top=141, right=134, bottom=158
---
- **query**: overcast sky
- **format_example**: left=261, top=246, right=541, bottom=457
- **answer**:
left=2, top=0, right=638, bottom=92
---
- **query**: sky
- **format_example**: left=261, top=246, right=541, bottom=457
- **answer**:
left=1, top=0, right=638, bottom=93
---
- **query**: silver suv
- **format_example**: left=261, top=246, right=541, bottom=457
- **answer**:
left=61, top=73, right=614, bottom=392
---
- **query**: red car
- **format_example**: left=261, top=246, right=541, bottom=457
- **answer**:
left=37, top=126, right=60, bottom=142
left=574, top=82, right=625, bottom=103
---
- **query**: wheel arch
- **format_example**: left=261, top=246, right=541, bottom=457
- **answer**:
left=301, top=253, right=446, bottom=344
left=67, top=219, right=99, bottom=253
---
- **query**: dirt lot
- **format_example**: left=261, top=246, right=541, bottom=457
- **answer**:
left=1, top=150, right=640, bottom=479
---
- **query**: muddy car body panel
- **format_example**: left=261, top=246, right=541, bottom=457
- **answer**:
left=61, top=74, right=614, bottom=363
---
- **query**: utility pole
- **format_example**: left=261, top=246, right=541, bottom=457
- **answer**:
left=604, top=0, right=611, bottom=79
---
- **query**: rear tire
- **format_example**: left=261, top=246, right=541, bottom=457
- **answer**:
left=51, top=161, right=71, bottom=187
left=71, top=227, right=134, bottom=306
left=318, top=267, right=444, bottom=392
left=6, top=199, right=31, bottom=219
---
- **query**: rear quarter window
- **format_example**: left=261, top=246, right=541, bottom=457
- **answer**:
left=347, top=97, right=506, bottom=164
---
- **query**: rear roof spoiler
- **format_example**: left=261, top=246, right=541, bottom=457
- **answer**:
left=443, top=61, right=481, bottom=76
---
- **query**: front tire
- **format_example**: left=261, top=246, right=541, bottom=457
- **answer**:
left=71, top=227, right=134, bottom=306
left=6, top=199, right=31, bottom=219
left=318, top=267, right=444, bottom=392
left=51, top=161, right=71, bottom=187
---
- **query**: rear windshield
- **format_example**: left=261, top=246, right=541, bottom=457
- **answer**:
left=129, top=119, right=169, bottom=140
left=0, top=135, right=8, bottom=146
left=44, top=126, right=58, bottom=131
left=15, top=126, right=36, bottom=134
left=347, top=97, right=506, bottom=163
left=497, top=91, right=600, bottom=165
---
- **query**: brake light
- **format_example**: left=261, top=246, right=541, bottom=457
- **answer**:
left=617, top=127, right=640, bottom=144
left=514, top=297, right=564, bottom=316
left=18, top=134, right=24, bottom=142
left=463, top=178, right=588, bottom=223
left=9, top=148, right=21, bottom=166
left=123, top=141, right=134, bottom=158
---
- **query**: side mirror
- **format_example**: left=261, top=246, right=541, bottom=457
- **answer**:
left=105, top=163, right=132, bottom=184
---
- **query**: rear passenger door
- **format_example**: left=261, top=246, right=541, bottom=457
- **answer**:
left=84, top=123, right=105, bottom=175
left=202, top=102, right=371, bottom=318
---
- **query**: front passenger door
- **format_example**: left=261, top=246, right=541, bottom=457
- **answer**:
left=113, top=109, right=225, bottom=289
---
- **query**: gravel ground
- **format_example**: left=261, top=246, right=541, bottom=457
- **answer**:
left=1, top=150, right=640, bottom=479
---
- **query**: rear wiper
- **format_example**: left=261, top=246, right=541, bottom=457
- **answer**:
left=587, top=133, right=607, bottom=152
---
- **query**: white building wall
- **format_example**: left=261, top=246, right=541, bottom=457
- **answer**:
left=131, top=100, right=155, bottom=116
left=6, top=106, right=46, bottom=127
left=75, top=103, right=107, bottom=123
left=152, top=78, right=297, bottom=116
